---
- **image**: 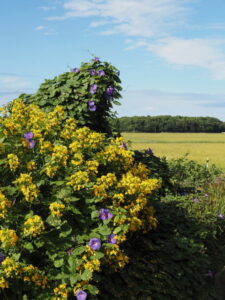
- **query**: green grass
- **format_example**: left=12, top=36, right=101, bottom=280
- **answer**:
left=122, top=132, right=225, bottom=170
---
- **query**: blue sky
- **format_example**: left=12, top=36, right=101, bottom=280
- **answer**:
left=1, top=0, right=225, bottom=120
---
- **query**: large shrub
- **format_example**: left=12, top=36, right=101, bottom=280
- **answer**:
left=19, top=58, right=122, bottom=134
left=0, top=100, right=160, bottom=299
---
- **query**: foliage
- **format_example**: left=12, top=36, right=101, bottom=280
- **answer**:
left=115, top=115, right=225, bottom=133
left=18, top=58, right=122, bottom=134
left=167, top=154, right=221, bottom=193
left=98, top=195, right=225, bottom=299
left=0, top=100, right=160, bottom=299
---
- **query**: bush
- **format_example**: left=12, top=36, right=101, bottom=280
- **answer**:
left=18, top=58, right=122, bottom=135
left=0, top=100, right=160, bottom=299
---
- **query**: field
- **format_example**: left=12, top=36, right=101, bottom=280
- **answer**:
left=122, top=132, right=225, bottom=170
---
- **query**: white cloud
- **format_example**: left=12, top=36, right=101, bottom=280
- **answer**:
left=39, top=6, right=56, bottom=11
left=36, top=25, right=46, bottom=31
left=0, top=76, right=29, bottom=90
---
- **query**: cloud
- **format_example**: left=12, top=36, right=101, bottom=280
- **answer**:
left=115, top=89, right=225, bottom=121
left=49, top=0, right=192, bottom=37
left=39, top=6, right=56, bottom=11
left=36, top=25, right=46, bottom=31
left=0, top=75, right=29, bottom=90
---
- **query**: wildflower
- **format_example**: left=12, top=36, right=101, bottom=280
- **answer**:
left=0, top=253, right=5, bottom=264
left=147, top=148, right=153, bottom=154
left=206, top=270, right=213, bottom=277
left=88, top=238, right=101, bottom=251
left=76, top=290, right=87, bottom=300
left=99, top=208, right=113, bottom=220
left=98, top=70, right=105, bottom=76
left=28, top=140, right=35, bottom=149
left=105, top=86, right=114, bottom=98
left=107, top=234, right=116, bottom=244
left=72, top=68, right=79, bottom=73
left=90, top=69, right=95, bottom=75
left=121, top=142, right=127, bottom=150
left=93, top=57, right=100, bottom=62
left=24, top=132, right=34, bottom=140
left=218, top=213, right=224, bottom=219
left=90, top=84, right=97, bottom=94
left=88, top=100, right=96, bottom=112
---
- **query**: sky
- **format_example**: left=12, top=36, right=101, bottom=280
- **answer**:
left=1, top=0, right=225, bottom=120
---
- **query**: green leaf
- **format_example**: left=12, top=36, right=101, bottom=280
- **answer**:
left=113, top=226, right=122, bottom=234
left=81, top=269, right=92, bottom=281
left=72, top=246, right=85, bottom=255
left=91, top=210, right=99, bottom=219
left=54, top=258, right=64, bottom=268
left=98, top=225, right=111, bottom=236
left=59, top=222, right=72, bottom=238
left=23, top=242, right=34, bottom=251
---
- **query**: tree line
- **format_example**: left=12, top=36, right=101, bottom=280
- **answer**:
left=113, top=115, right=225, bottom=133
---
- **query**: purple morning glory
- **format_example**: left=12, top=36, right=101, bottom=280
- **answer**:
left=88, top=238, right=101, bottom=251
left=28, top=140, right=35, bottom=149
left=147, top=148, right=153, bottom=154
left=88, top=100, right=96, bottom=112
left=72, top=68, right=79, bottom=73
left=24, top=132, right=34, bottom=140
left=98, top=70, right=105, bottom=76
left=76, top=290, right=87, bottom=300
left=90, top=69, right=96, bottom=76
left=107, top=234, right=116, bottom=244
left=218, top=213, right=224, bottom=219
left=93, top=57, right=100, bottom=62
left=105, top=86, right=114, bottom=98
left=0, top=253, right=4, bottom=264
left=121, top=142, right=127, bottom=150
left=99, top=208, right=113, bottom=220
left=90, top=84, right=97, bottom=94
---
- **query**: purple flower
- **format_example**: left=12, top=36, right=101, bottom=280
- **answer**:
left=72, top=68, right=79, bottom=73
left=93, top=57, right=100, bottom=62
left=192, top=198, right=199, bottom=203
left=0, top=253, right=5, bottom=264
left=105, top=86, right=114, bottom=98
left=88, top=238, right=101, bottom=251
left=99, top=208, right=113, bottom=220
left=90, top=84, right=97, bottom=94
left=88, top=100, right=96, bottom=112
left=90, top=69, right=96, bottom=76
left=147, top=148, right=153, bottom=154
left=28, top=140, right=35, bottom=149
left=121, top=142, right=127, bottom=150
left=24, top=132, right=34, bottom=140
left=206, top=270, right=213, bottom=278
left=76, top=290, right=87, bottom=300
left=98, top=70, right=105, bottom=76
left=107, top=234, right=116, bottom=244
left=218, top=213, right=224, bottom=219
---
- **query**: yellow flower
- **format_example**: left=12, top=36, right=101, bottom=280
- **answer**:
left=7, top=154, right=19, bottom=171
left=26, top=160, right=36, bottom=170
left=67, top=171, right=89, bottom=191
left=15, top=173, right=39, bottom=202
left=23, top=215, right=45, bottom=237
left=0, top=191, right=11, bottom=218
left=54, top=283, right=68, bottom=299
left=49, top=202, right=65, bottom=217
left=0, top=277, right=9, bottom=288
left=0, top=229, right=18, bottom=248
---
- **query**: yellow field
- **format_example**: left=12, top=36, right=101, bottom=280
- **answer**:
left=122, top=132, right=225, bottom=169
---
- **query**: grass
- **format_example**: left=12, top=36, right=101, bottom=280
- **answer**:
left=122, top=132, right=225, bottom=170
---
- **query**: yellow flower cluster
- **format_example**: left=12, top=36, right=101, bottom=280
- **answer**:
left=1, top=257, right=20, bottom=277
left=26, top=160, right=37, bottom=170
left=21, top=264, right=47, bottom=289
left=45, top=106, right=65, bottom=133
left=0, top=191, right=11, bottom=218
left=51, top=145, right=68, bottom=166
left=86, top=160, right=99, bottom=175
left=71, top=153, right=84, bottom=166
left=60, top=118, right=77, bottom=139
left=53, top=283, right=68, bottom=299
left=67, top=171, right=89, bottom=191
left=23, top=215, right=45, bottom=237
left=49, top=202, right=65, bottom=217
left=0, top=229, right=18, bottom=248
left=92, top=173, right=117, bottom=198
left=105, top=244, right=129, bottom=270
left=0, top=277, right=9, bottom=289
left=7, top=154, right=20, bottom=171
left=15, top=173, right=39, bottom=202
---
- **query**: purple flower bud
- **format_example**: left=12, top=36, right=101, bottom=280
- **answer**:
left=206, top=270, right=213, bottom=278
left=147, top=148, right=153, bottom=154
left=93, top=57, right=100, bottom=62
left=90, top=69, right=96, bottom=76
left=24, top=132, right=34, bottom=140
left=88, top=100, right=96, bottom=112
left=98, top=70, right=105, bottom=76
left=88, top=238, right=101, bottom=251
left=218, top=213, right=224, bottom=219
left=99, top=208, right=113, bottom=220
left=76, top=290, right=87, bottom=300
left=90, top=84, right=97, bottom=94
left=28, top=140, right=35, bottom=149
left=107, top=234, right=116, bottom=244
left=0, top=253, right=5, bottom=264
left=72, top=68, right=79, bottom=73
left=105, top=86, right=114, bottom=98
left=121, top=142, right=127, bottom=150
